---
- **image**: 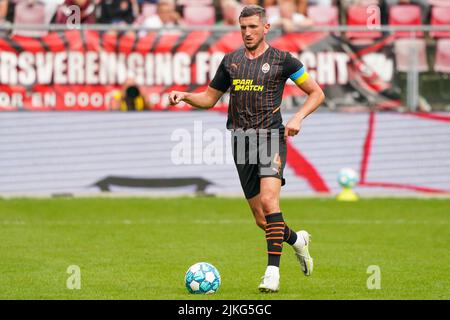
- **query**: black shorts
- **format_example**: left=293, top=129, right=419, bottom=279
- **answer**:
left=232, top=129, right=287, bottom=199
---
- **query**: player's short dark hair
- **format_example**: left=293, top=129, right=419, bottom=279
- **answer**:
left=239, top=5, right=267, bottom=23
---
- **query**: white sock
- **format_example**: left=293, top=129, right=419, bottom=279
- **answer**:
left=265, top=265, right=280, bottom=276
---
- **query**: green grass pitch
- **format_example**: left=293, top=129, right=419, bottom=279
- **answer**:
left=0, top=197, right=449, bottom=300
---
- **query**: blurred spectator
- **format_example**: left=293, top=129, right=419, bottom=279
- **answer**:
left=138, top=0, right=158, bottom=4
left=41, top=0, right=64, bottom=23
left=0, top=0, right=8, bottom=23
left=96, top=0, right=112, bottom=23
left=98, top=0, right=139, bottom=24
left=269, top=0, right=313, bottom=32
left=110, top=79, right=149, bottom=111
left=13, top=0, right=47, bottom=37
left=218, top=0, right=240, bottom=25
left=212, top=0, right=225, bottom=22
left=308, top=0, right=335, bottom=18
left=0, top=0, right=9, bottom=37
left=263, top=0, right=276, bottom=8
left=55, top=0, right=96, bottom=24
left=297, top=0, right=307, bottom=15
left=264, top=0, right=308, bottom=15
left=308, top=0, right=334, bottom=5
left=141, top=0, right=183, bottom=28
left=240, top=0, right=262, bottom=6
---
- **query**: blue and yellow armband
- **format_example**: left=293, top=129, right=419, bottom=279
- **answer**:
left=289, top=66, right=309, bottom=86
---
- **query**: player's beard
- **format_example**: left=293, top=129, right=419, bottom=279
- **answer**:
left=244, top=35, right=264, bottom=52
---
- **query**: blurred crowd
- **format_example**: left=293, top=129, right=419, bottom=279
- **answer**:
left=1, top=0, right=449, bottom=32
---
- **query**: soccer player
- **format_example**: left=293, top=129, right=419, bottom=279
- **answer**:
left=169, top=5, right=324, bottom=292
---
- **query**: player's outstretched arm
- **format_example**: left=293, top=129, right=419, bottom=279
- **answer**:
left=168, top=86, right=224, bottom=110
left=285, top=77, right=325, bottom=138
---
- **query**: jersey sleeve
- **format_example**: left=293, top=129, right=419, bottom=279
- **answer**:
left=282, top=53, right=309, bottom=86
left=209, top=57, right=231, bottom=93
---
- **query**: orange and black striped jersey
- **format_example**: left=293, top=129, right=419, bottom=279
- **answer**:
left=209, top=46, right=308, bottom=130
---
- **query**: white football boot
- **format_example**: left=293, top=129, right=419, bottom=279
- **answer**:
left=258, top=265, right=280, bottom=293
left=292, top=230, right=313, bottom=276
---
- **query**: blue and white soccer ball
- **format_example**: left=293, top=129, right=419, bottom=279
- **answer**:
left=185, top=262, right=221, bottom=294
left=338, top=168, right=359, bottom=188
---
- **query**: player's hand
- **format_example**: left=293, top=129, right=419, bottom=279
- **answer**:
left=169, top=91, right=186, bottom=105
left=284, top=114, right=303, bottom=140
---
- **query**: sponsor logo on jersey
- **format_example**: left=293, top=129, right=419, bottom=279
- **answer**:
left=232, top=79, right=264, bottom=92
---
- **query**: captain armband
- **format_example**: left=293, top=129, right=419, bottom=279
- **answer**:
left=289, top=66, right=309, bottom=86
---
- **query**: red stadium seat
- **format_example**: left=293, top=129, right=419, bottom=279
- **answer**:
left=183, top=5, right=215, bottom=26
left=394, top=39, right=428, bottom=72
left=430, top=6, right=450, bottom=38
left=434, top=39, right=450, bottom=73
left=346, top=5, right=382, bottom=40
left=307, top=6, right=339, bottom=26
left=389, top=5, right=423, bottom=38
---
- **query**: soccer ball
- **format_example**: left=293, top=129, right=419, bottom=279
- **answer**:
left=338, top=168, right=359, bottom=188
left=185, top=262, right=221, bottom=294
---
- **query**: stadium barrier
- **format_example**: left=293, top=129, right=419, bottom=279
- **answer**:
left=1, top=112, right=449, bottom=196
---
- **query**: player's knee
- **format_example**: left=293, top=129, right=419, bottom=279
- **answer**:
left=260, top=194, right=279, bottom=214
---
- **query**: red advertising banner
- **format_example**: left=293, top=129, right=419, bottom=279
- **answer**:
left=0, top=30, right=401, bottom=111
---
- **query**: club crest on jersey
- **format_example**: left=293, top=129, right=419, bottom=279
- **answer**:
left=261, top=63, right=270, bottom=73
